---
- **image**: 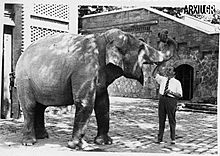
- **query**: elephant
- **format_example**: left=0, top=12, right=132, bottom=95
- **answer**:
left=15, top=29, right=176, bottom=149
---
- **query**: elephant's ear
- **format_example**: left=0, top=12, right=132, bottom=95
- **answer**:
left=113, top=34, right=129, bottom=54
left=104, top=29, right=132, bottom=55
left=105, top=44, right=124, bottom=70
left=104, top=29, right=139, bottom=69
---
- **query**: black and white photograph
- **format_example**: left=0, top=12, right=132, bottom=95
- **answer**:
left=0, top=0, right=219, bottom=155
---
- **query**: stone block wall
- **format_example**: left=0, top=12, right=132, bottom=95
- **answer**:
left=193, top=54, right=218, bottom=103
left=161, top=50, right=218, bottom=104
left=108, top=65, right=159, bottom=99
left=82, top=8, right=219, bottom=103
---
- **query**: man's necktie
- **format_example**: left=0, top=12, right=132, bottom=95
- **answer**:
left=164, top=78, right=170, bottom=95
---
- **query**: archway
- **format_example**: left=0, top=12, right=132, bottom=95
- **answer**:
left=175, top=64, right=194, bottom=100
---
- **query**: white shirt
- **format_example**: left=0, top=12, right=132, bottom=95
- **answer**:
left=155, top=74, right=182, bottom=98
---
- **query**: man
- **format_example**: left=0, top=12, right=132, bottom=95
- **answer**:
left=153, top=66, right=182, bottom=144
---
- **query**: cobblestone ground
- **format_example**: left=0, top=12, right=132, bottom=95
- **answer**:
left=0, top=97, right=218, bottom=155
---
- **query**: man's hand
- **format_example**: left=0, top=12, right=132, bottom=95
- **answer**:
left=166, top=89, right=182, bottom=99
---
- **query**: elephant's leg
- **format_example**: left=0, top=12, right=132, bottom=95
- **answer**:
left=17, top=81, right=37, bottom=145
left=68, top=80, right=96, bottom=149
left=34, top=102, right=48, bottom=139
left=94, top=89, right=112, bottom=145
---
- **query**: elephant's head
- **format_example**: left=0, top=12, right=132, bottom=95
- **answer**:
left=97, top=29, right=176, bottom=85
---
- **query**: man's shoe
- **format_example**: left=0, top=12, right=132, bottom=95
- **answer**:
left=155, top=140, right=165, bottom=144
left=171, top=140, right=176, bottom=144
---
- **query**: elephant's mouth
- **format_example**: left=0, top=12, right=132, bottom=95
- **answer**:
left=142, top=61, right=163, bottom=77
left=154, top=62, right=163, bottom=66
left=123, top=70, right=144, bottom=85
left=151, top=61, right=165, bottom=77
left=142, top=61, right=162, bottom=65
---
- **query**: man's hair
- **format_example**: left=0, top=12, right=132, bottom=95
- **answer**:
left=165, top=66, right=176, bottom=77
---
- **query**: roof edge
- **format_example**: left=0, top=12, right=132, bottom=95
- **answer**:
left=144, top=7, right=220, bottom=35
left=82, top=6, right=220, bottom=34
left=82, top=7, right=143, bottom=18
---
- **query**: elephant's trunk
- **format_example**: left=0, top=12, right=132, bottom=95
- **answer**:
left=158, top=37, right=177, bottom=61
left=142, top=37, right=177, bottom=66
left=150, top=38, right=177, bottom=77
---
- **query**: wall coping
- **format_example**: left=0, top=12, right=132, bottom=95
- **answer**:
left=82, top=7, right=220, bottom=35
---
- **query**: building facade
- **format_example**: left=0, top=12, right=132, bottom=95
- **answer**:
left=81, top=7, right=219, bottom=103
left=0, top=1, right=77, bottom=118
left=0, top=5, right=219, bottom=118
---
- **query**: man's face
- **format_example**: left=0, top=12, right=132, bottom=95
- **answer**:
left=165, top=67, right=175, bottom=78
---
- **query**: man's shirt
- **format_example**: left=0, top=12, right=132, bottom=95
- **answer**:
left=155, top=74, right=182, bottom=98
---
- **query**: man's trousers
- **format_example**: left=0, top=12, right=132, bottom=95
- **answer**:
left=158, top=95, right=177, bottom=141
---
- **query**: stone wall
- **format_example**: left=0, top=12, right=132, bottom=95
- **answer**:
left=108, top=65, right=158, bottom=99
left=161, top=50, right=218, bottom=103
left=82, top=8, right=219, bottom=103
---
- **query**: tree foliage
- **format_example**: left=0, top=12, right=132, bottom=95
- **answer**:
left=153, top=7, right=220, bottom=24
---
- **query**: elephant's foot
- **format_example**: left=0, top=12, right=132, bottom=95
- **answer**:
left=67, top=139, right=89, bottom=150
left=22, top=136, right=37, bottom=146
left=94, top=134, right=113, bottom=145
left=35, top=129, right=49, bottom=139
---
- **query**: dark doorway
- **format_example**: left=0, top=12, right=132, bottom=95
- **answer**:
left=1, top=26, right=13, bottom=118
left=175, top=64, right=194, bottom=100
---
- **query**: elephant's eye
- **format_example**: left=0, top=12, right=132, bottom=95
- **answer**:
left=116, top=47, right=125, bottom=55
left=138, top=44, right=145, bottom=54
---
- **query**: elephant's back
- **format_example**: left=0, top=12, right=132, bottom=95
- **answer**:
left=15, top=34, right=79, bottom=98
left=15, top=33, right=100, bottom=105
left=16, top=33, right=84, bottom=77
left=16, top=33, right=96, bottom=72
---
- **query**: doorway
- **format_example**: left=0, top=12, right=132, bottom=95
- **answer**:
left=1, top=26, right=13, bottom=118
left=175, top=64, right=194, bottom=100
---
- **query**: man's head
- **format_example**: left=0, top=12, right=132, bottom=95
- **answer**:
left=165, top=66, right=176, bottom=78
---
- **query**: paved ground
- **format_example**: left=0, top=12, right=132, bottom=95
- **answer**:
left=0, top=97, right=218, bottom=155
